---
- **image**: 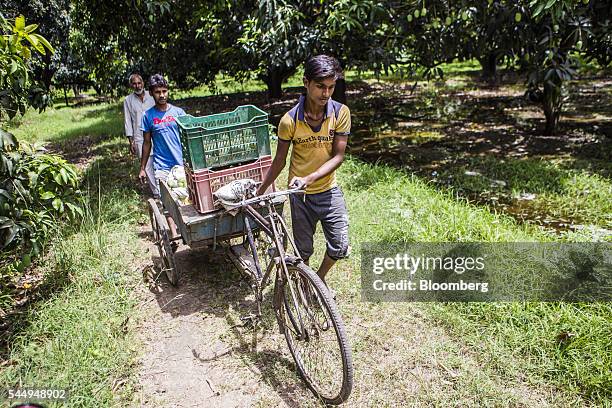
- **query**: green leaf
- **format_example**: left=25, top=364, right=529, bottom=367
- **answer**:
left=3, top=156, right=14, bottom=176
left=21, top=253, right=32, bottom=268
left=14, top=15, right=25, bottom=31
left=21, top=46, right=31, bottom=60
left=533, top=3, right=545, bottom=17
left=9, top=59, right=18, bottom=74
left=52, top=198, right=63, bottom=212
left=0, top=218, right=13, bottom=229
left=0, top=189, right=12, bottom=202
left=66, top=202, right=84, bottom=217
left=60, top=168, right=68, bottom=184
left=26, top=35, right=46, bottom=55
left=24, top=23, right=38, bottom=33
left=544, top=0, right=556, bottom=10
left=30, top=34, right=54, bottom=54
left=0, top=129, right=18, bottom=150
left=28, top=171, right=38, bottom=186
left=1, top=224, right=19, bottom=249
left=40, top=191, right=55, bottom=200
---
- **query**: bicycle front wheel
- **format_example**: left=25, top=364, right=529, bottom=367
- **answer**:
left=274, top=259, right=353, bottom=405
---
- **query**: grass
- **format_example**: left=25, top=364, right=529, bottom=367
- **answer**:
left=439, top=156, right=612, bottom=230
left=7, top=103, right=124, bottom=144
left=0, top=136, right=148, bottom=407
left=429, top=302, right=612, bottom=401
left=172, top=59, right=485, bottom=100
left=309, top=158, right=611, bottom=405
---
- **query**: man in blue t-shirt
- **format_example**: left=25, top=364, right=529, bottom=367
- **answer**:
left=139, top=74, right=186, bottom=198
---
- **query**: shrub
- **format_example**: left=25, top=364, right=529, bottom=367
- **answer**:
left=0, top=129, right=82, bottom=276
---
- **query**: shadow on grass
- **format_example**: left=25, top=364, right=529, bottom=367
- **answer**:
left=345, top=76, right=612, bottom=231
left=431, top=155, right=611, bottom=230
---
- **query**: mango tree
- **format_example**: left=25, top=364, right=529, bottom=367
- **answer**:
left=397, top=0, right=599, bottom=135
left=3, top=0, right=72, bottom=92
left=1, top=15, right=81, bottom=279
left=0, top=13, right=54, bottom=120
left=521, top=0, right=594, bottom=135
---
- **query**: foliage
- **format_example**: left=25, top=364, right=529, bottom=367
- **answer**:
left=234, top=0, right=402, bottom=97
left=393, top=0, right=599, bottom=135
left=0, top=130, right=82, bottom=274
left=3, top=0, right=72, bottom=92
left=0, top=13, right=54, bottom=121
left=520, top=0, right=592, bottom=135
left=69, top=0, right=240, bottom=95
left=583, top=1, right=612, bottom=67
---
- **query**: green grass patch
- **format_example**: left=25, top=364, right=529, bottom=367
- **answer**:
left=441, top=156, right=612, bottom=229
left=438, top=59, right=482, bottom=75
left=0, top=137, right=147, bottom=407
left=429, top=302, right=612, bottom=401
left=7, top=103, right=124, bottom=144
left=313, top=158, right=610, bottom=404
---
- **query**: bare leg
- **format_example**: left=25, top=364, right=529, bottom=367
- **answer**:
left=167, top=216, right=180, bottom=241
left=317, top=253, right=337, bottom=285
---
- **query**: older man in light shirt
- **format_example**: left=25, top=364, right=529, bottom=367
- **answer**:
left=124, top=73, right=156, bottom=196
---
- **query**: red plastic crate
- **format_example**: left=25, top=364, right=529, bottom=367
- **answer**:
left=186, top=156, right=275, bottom=213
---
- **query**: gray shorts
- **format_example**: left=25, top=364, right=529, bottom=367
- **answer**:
left=289, top=186, right=349, bottom=261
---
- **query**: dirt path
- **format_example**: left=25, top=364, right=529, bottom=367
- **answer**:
left=130, top=226, right=584, bottom=408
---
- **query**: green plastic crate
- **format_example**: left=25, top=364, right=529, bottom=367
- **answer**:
left=176, top=105, right=271, bottom=170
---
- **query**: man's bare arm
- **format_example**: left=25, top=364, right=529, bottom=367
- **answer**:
left=139, top=131, right=152, bottom=183
left=256, top=140, right=291, bottom=195
left=291, top=135, right=348, bottom=188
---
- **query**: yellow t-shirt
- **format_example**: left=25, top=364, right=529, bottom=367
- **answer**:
left=278, top=96, right=351, bottom=194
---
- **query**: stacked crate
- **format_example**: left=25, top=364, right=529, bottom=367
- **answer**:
left=176, top=105, right=274, bottom=213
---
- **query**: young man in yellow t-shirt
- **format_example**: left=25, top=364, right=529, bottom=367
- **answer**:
left=257, top=55, right=350, bottom=290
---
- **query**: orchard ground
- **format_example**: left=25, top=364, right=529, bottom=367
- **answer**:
left=1, top=65, right=610, bottom=407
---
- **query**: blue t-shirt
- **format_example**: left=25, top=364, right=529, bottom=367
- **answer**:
left=141, top=104, right=186, bottom=171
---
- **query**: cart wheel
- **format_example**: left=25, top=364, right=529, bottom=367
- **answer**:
left=147, top=198, right=180, bottom=286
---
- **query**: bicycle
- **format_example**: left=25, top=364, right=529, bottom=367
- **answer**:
left=222, top=187, right=354, bottom=405
left=149, top=181, right=354, bottom=404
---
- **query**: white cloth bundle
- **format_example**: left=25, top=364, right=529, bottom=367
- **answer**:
left=214, top=179, right=258, bottom=202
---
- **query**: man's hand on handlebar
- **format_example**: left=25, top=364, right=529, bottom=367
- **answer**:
left=289, top=176, right=310, bottom=191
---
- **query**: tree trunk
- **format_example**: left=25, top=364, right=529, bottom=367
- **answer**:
left=478, top=52, right=498, bottom=84
left=63, top=87, right=69, bottom=106
left=41, top=53, right=54, bottom=92
left=332, top=78, right=347, bottom=104
left=542, top=80, right=563, bottom=136
left=266, top=71, right=284, bottom=99
left=262, top=66, right=296, bottom=99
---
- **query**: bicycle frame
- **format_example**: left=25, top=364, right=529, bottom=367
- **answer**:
left=222, top=189, right=354, bottom=404
left=224, top=189, right=305, bottom=318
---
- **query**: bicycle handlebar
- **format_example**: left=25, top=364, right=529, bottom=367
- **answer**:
left=218, top=186, right=304, bottom=209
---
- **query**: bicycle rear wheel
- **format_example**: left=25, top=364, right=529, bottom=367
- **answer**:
left=274, top=259, right=353, bottom=405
